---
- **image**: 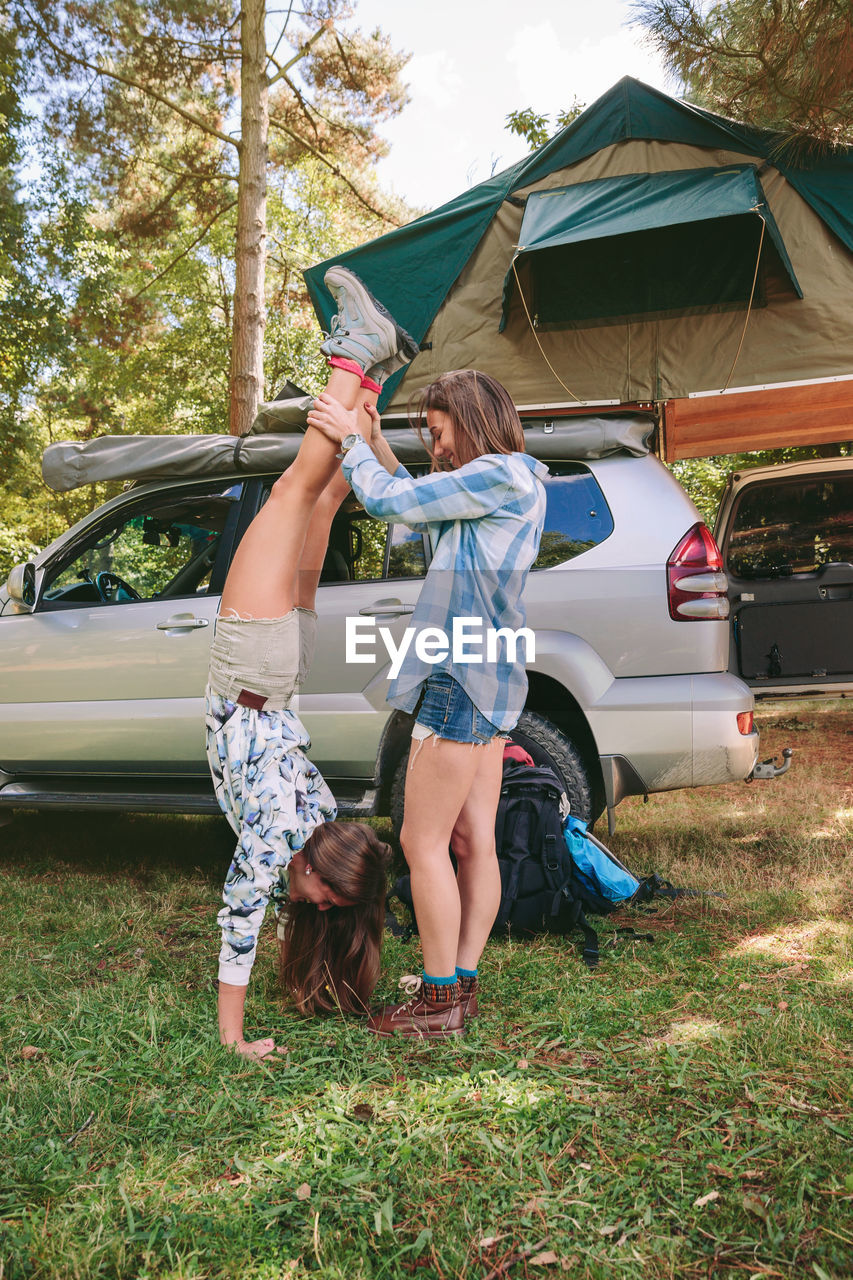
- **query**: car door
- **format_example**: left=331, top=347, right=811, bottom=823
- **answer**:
left=294, top=496, right=430, bottom=778
left=0, top=480, right=242, bottom=775
left=718, top=467, right=853, bottom=691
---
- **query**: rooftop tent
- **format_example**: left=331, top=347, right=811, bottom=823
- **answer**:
left=304, top=78, right=853, bottom=456
left=501, top=165, right=801, bottom=330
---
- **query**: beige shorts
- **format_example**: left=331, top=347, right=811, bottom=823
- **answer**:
left=206, top=609, right=318, bottom=711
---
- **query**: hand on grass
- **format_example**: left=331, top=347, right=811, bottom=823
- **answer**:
left=225, top=1036, right=288, bottom=1062
left=306, top=393, right=367, bottom=446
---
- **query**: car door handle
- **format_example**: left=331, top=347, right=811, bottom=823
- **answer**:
left=155, top=615, right=210, bottom=631
left=358, top=601, right=416, bottom=617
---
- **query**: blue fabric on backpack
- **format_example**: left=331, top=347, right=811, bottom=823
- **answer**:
left=563, top=815, right=640, bottom=905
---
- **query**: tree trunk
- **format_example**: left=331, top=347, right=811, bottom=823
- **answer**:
left=229, top=0, right=268, bottom=436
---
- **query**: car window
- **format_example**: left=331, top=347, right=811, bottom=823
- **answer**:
left=726, top=473, right=853, bottom=577
left=534, top=463, right=614, bottom=569
left=41, top=484, right=242, bottom=607
left=387, top=524, right=428, bottom=579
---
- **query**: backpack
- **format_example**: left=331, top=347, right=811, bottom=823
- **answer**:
left=386, top=757, right=651, bottom=967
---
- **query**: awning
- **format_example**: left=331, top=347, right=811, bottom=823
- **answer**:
left=501, top=165, right=802, bottom=331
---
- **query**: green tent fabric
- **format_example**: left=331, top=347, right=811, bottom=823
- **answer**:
left=303, top=76, right=853, bottom=410
left=500, top=164, right=801, bottom=330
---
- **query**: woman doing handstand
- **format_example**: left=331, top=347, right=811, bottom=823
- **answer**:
left=207, top=269, right=417, bottom=1059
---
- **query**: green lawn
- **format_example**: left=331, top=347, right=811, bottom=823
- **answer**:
left=1, top=701, right=851, bottom=1279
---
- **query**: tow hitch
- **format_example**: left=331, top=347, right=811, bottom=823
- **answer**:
left=748, top=747, right=794, bottom=782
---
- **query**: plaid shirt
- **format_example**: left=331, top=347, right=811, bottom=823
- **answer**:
left=342, top=440, right=548, bottom=731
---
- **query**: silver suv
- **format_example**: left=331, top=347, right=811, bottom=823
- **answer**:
left=0, top=414, right=759, bottom=828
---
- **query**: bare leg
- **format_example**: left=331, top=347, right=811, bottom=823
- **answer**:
left=400, top=738, right=500, bottom=977
left=219, top=369, right=373, bottom=619
left=449, top=739, right=504, bottom=970
left=294, top=387, right=378, bottom=611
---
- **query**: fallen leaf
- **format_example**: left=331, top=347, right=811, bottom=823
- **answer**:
left=351, top=1104, right=373, bottom=1122
left=742, top=1193, right=769, bottom=1221
left=599, top=1225, right=619, bottom=1237
left=223, top=1172, right=247, bottom=1186
left=517, top=1058, right=529, bottom=1069
left=707, top=1164, right=735, bottom=1179
left=21, top=1046, right=43, bottom=1060
left=738, top=982, right=750, bottom=990
left=577, top=1161, right=592, bottom=1170
left=694, top=1190, right=720, bottom=1208
left=478, top=1233, right=508, bottom=1249
left=296, top=1183, right=311, bottom=1200
left=561, top=1256, right=580, bottom=1271
left=777, top=1000, right=789, bottom=1011
left=616, top=1233, right=628, bottom=1247
left=530, top=1250, right=559, bottom=1265
left=741, top=1169, right=762, bottom=1179
left=523, top=1197, right=543, bottom=1212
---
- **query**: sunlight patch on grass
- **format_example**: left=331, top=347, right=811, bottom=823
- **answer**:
left=732, top=919, right=851, bottom=970
left=648, top=1016, right=731, bottom=1048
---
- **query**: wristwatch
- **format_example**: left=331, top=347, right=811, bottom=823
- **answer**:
left=337, top=432, right=362, bottom=459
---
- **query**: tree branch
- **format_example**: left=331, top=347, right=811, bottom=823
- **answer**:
left=128, top=199, right=238, bottom=301
left=266, top=20, right=331, bottom=89
left=19, top=3, right=240, bottom=152
left=268, top=115, right=400, bottom=225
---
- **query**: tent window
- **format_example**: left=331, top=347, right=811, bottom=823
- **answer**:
left=502, top=165, right=802, bottom=331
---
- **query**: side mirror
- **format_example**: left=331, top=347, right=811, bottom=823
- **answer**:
left=5, top=562, right=37, bottom=609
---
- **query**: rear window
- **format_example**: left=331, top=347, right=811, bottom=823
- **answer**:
left=726, top=473, right=853, bottom=577
left=534, top=463, right=614, bottom=569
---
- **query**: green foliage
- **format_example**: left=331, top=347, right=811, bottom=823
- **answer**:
left=667, top=442, right=851, bottom=525
left=632, top=0, right=853, bottom=148
left=506, top=99, right=586, bottom=151
left=1, top=701, right=851, bottom=1277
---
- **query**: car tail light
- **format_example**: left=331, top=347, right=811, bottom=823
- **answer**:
left=737, top=711, right=754, bottom=735
left=667, top=523, right=730, bottom=621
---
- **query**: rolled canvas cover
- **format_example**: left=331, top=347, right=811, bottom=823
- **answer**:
left=42, top=413, right=652, bottom=492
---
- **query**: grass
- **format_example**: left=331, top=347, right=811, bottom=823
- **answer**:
left=1, top=699, right=851, bottom=1279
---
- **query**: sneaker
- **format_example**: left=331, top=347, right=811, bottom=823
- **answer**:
left=366, top=975, right=465, bottom=1038
left=321, top=266, right=420, bottom=373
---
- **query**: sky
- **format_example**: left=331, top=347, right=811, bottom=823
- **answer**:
left=350, top=0, right=679, bottom=211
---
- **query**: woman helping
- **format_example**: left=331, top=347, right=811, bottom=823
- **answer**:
left=306, top=293, right=548, bottom=1038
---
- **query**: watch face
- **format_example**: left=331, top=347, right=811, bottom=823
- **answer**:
left=342, top=433, right=360, bottom=450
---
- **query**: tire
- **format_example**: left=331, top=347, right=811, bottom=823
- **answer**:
left=388, top=710, right=599, bottom=837
left=509, top=710, right=598, bottom=824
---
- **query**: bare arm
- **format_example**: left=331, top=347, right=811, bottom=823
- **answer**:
left=218, top=981, right=287, bottom=1062
left=366, top=403, right=401, bottom=476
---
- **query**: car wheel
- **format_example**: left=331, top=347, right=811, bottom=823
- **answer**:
left=509, top=711, right=598, bottom=824
left=388, top=710, right=599, bottom=837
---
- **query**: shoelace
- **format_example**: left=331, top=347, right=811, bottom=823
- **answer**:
left=398, top=974, right=422, bottom=997
left=323, top=314, right=350, bottom=341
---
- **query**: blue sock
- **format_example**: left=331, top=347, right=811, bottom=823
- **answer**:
left=422, top=971, right=457, bottom=985
left=456, top=966, right=477, bottom=980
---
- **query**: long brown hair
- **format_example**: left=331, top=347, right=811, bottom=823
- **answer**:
left=411, top=369, right=525, bottom=468
left=278, top=821, right=391, bottom=1015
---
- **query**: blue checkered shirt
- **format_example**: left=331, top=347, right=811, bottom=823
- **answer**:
left=342, top=440, right=548, bottom=731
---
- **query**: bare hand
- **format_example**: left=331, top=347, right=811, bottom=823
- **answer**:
left=224, top=1036, right=289, bottom=1062
left=365, top=402, right=383, bottom=446
left=306, top=392, right=366, bottom=445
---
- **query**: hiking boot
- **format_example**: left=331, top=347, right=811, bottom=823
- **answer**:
left=320, top=267, right=420, bottom=373
left=366, top=976, right=464, bottom=1038
left=458, top=974, right=479, bottom=1018
left=362, top=345, right=415, bottom=389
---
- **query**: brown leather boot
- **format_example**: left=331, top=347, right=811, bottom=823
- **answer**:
left=366, top=977, right=465, bottom=1038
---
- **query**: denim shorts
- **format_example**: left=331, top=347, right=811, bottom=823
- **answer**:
left=414, top=670, right=502, bottom=744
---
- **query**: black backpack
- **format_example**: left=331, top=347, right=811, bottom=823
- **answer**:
left=387, top=759, right=647, bottom=967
